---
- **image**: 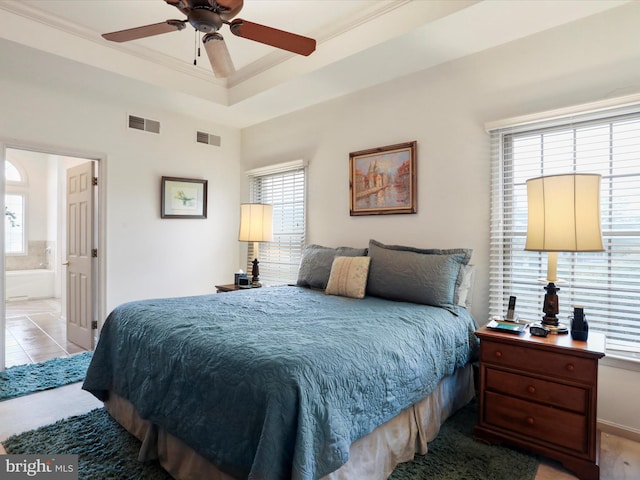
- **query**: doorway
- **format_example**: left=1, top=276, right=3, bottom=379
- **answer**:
left=2, top=145, right=101, bottom=369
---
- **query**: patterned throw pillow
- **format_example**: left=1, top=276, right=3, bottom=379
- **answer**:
left=325, top=256, right=371, bottom=299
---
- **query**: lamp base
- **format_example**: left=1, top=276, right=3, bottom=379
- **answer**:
left=251, top=258, right=260, bottom=286
left=540, top=282, right=568, bottom=334
left=544, top=322, right=569, bottom=335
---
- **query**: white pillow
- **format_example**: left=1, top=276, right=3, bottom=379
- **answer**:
left=454, top=264, right=476, bottom=309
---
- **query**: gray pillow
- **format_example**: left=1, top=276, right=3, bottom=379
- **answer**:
left=366, top=239, right=472, bottom=308
left=296, top=244, right=368, bottom=290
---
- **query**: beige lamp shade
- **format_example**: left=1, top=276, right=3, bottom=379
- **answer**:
left=525, top=173, right=604, bottom=253
left=238, top=203, right=273, bottom=243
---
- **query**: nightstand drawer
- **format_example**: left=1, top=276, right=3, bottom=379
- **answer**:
left=486, top=368, right=587, bottom=413
left=484, top=391, right=588, bottom=454
left=480, top=339, right=596, bottom=383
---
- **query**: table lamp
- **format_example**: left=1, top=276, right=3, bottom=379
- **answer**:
left=525, top=173, right=604, bottom=334
left=238, top=203, right=273, bottom=286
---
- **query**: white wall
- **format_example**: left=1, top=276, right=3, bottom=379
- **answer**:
left=0, top=65, right=243, bottom=315
left=241, top=3, right=640, bottom=434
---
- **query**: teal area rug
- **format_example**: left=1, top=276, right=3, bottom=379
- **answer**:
left=390, top=400, right=539, bottom=480
left=3, top=400, right=539, bottom=480
left=0, top=352, right=92, bottom=401
left=3, top=407, right=171, bottom=479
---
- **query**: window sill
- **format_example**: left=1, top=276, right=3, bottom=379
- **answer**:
left=601, top=352, right=640, bottom=372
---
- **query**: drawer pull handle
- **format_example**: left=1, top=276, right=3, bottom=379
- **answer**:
left=526, top=416, right=535, bottom=426
left=566, top=363, right=575, bottom=372
left=527, top=385, right=536, bottom=394
left=494, top=351, right=503, bottom=358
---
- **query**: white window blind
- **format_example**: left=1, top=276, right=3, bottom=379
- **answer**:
left=490, top=106, right=640, bottom=360
left=247, top=160, right=306, bottom=286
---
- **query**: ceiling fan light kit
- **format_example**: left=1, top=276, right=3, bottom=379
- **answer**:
left=187, top=7, right=223, bottom=33
left=102, top=0, right=316, bottom=78
left=203, top=33, right=235, bottom=78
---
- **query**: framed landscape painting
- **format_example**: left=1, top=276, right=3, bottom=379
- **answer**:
left=161, top=176, right=208, bottom=219
left=349, top=141, right=417, bottom=216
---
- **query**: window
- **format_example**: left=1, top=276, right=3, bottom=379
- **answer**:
left=5, top=161, right=21, bottom=182
left=5, top=160, right=26, bottom=255
left=5, top=193, right=25, bottom=254
left=490, top=105, right=640, bottom=360
left=246, top=160, right=306, bottom=285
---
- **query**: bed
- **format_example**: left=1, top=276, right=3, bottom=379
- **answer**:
left=82, top=240, right=479, bottom=480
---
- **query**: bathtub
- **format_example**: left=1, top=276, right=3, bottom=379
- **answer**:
left=5, top=269, right=55, bottom=301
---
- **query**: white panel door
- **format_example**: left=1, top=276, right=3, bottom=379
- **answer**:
left=66, top=162, right=94, bottom=350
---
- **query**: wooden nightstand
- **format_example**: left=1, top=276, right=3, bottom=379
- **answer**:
left=474, top=325, right=605, bottom=480
left=215, top=284, right=260, bottom=293
left=215, top=284, right=242, bottom=293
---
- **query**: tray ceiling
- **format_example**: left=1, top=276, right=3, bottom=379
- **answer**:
left=0, top=0, right=629, bottom=127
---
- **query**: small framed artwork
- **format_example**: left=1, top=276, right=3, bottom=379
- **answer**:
left=349, top=141, right=417, bottom=216
left=161, top=176, right=208, bottom=219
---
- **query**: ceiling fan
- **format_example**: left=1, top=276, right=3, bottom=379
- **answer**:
left=102, top=0, right=316, bottom=78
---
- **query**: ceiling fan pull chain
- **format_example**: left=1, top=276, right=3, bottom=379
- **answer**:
left=193, top=30, right=199, bottom=66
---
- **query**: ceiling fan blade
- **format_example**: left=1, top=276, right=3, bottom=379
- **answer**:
left=102, top=20, right=186, bottom=43
left=217, top=0, right=244, bottom=21
left=202, top=32, right=236, bottom=78
left=179, top=0, right=213, bottom=7
left=216, top=0, right=243, bottom=7
left=229, top=19, right=316, bottom=56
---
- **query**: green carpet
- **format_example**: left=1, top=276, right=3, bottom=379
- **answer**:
left=390, top=400, right=539, bottom=480
left=3, top=407, right=172, bottom=479
left=2, top=400, right=539, bottom=480
left=0, top=352, right=93, bottom=401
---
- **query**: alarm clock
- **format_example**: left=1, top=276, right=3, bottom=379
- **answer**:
left=530, top=323, right=550, bottom=337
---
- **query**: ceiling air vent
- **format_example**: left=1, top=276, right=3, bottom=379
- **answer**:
left=196, top=131, right=221, bottom=147
left=128, top=115, right=160, bottom=134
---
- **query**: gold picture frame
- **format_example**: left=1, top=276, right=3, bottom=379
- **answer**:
left=349, top=141, right=417, bottom=216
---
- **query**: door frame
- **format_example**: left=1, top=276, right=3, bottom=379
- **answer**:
left=0, top=139, right=107, bottom=371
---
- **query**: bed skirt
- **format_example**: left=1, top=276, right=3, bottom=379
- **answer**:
left=104, top=363, right=475, bottom=480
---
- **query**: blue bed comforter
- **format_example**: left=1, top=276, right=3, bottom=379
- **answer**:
left=82, top=286, right=478, bottom=480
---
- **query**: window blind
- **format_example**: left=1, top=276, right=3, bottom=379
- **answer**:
left=247, top=160, right=306, bottom=286
left=490, top=107, right=640, bottom=360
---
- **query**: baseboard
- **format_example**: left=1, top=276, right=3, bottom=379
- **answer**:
left=598, top=419, right=640, bottom=443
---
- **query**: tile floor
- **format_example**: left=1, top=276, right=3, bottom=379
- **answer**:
left=4, top=298, right=86, bottom=367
